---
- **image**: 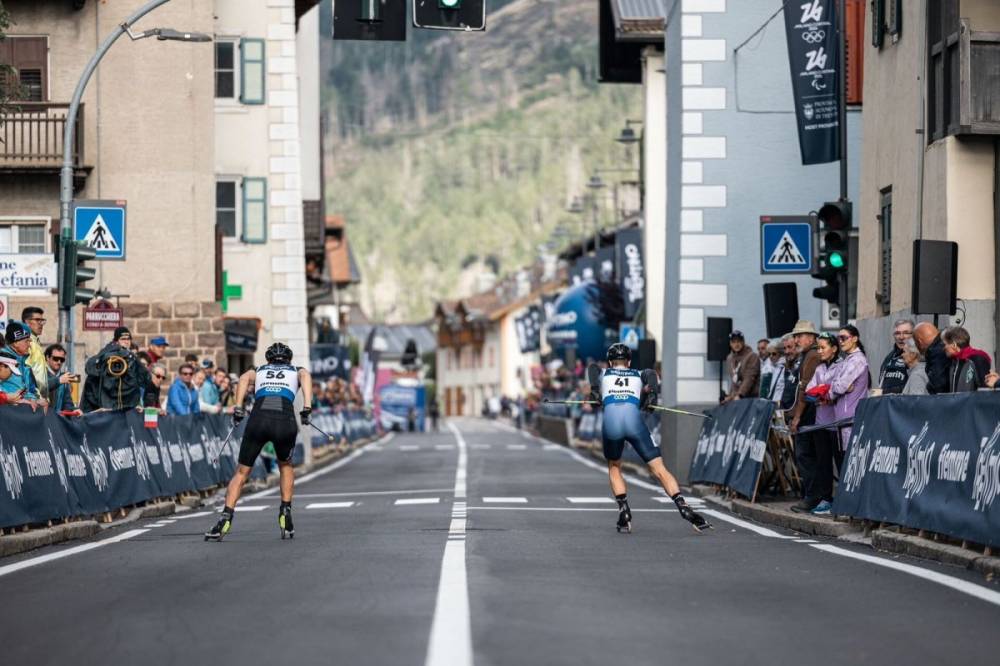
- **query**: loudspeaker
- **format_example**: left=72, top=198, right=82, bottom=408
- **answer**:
left=706, top=317, right=732, bottom=362
left=763, top=282, right=799, bottom=338
left=633, top=339, right=656, bottom=371
left=912, top=240, right=958, bottom=315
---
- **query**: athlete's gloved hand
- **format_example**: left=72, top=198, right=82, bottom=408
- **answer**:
left=300, top=407, right=312, bottom=426
left=233, top=406, right=246, bottom=424
left=588, top=391, right=600, bottom=404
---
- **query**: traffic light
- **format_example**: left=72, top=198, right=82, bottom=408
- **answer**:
left=60, top=240, right=97, bottom=308
left=413, top=0, right=485, bottom=31
left=812, top=200, right=851, bottom=305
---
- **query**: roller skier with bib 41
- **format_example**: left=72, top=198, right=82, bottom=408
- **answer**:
left=589, top=343, right=711, bottom=534
left=205, top=342, right=313, bottom=541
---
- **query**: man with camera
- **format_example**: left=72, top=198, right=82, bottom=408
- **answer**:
left=82, top=326, right=150, bottom=412
left=44, top=343, right=79, bottom=412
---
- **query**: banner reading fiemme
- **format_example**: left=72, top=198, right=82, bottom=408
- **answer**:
left=689, top=398, right=774, bottom=499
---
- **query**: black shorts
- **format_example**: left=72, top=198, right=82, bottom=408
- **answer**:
left=238, top=412, right=298, bottom=467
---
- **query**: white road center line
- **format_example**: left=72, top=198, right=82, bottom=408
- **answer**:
left=701, top=509, right=798, bottom=539
left=435, top=444, right=456, bottom=451
left=505, top=444, right=527, bottom=451
left=234, top=505, right=270, bottom=512
left=0, top=529, right=149, bottom=578
left=395, top=498, right=441, bottom=506
left=470, top=444, right=491, bottom=450
left=305, top=502, right=355, bottom=509
left=482, top=497, right=528, bottom=504
left=810, top=544, right=1000, bottom=608
left=163, top=511, right=212, bottom=521
left=468, top=507, right=678, bottom=513
left=567, top=497, right=616, bottom=504
left=399, top=445, right=420, bottom=451
left=424, top=423, right=473, bottom=666
left=296, top=488, right=450, bottom=498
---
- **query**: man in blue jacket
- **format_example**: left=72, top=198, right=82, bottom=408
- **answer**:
left=167, top=363, right=200, bottom=415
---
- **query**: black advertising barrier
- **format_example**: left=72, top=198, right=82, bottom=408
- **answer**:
left=783, top=0, right=840, bottom=165
left=689, top=398, right=775, bottom=499
left=832, top=392, right=1000, bottom=548
left=0, top=406, right=262, bottom=530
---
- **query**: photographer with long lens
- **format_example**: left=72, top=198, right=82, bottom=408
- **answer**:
left=82, top=326, right=150, bottom=412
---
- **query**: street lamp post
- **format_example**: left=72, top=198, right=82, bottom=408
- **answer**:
left=57, top=0, right=211, bottom=371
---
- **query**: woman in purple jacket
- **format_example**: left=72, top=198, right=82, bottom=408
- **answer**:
left=801, top=333, right=841, bottom=515
left=830, top=324, right=870, bottom=461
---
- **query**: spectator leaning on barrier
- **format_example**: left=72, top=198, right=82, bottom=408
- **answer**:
left=941, top=325, right=992, bottom=392
left=722, top=330, right=761, bottom=403
left=901, top=338, right=929, bottom=395
left=0, top=351, right=37, bottom=408
left=798, top=332, right=841, bottom=515
left=878, top=319, right=914, bottom=394
left=145, top=364, right=167, bottom=411
left=779, top=334, right=800, bottom=410
left=167, top=363, right=201, bottom=415
left=199, top=367, right=228, bottom=414
left=21, top=306, right=50, bottom=401
left=2, top=322, right=42, bottom=403
left=44, top=344, right=77, bottom=412
left=830, top=325, right=869, bottom=459
left=913, top=322, right=950, bottom=394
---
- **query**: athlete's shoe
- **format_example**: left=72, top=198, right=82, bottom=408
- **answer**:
left=810, top=500, right=832, bottom=515
left=204, top=513, right=232, bottom=542
left=616, top=504, right=632, bottom=534
left=678, top=504, right=712, bottom=532
left=279, top=505, right=295, bottom=539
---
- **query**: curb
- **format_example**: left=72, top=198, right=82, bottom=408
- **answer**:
left=0, top=435, right=382, bottom=560
left=872, top=529, right=1000, bottom=578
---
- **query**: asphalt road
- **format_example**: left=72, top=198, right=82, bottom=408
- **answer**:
left=1, top=418, right=999, bottom=666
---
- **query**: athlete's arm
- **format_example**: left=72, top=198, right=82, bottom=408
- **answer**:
left=298, top=367, right=313, bottom=406
left=234, top=368, right=256, bottom=407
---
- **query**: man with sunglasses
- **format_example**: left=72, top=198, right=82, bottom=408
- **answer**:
left=145, top=364, right=167, bottom=411
left=21, top=306, right=50, bottom=401
left=44, top=344, right=78, bottom=412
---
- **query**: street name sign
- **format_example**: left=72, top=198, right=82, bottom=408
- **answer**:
left=73, top=200, right=127, bottom=260
left=0, top=254, right=57, bottom=292
left=760, top=216, right=813, bottom=274
left=83, top=300, right=124, bottom=331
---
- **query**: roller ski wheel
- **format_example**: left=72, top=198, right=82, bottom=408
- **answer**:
left=204, top=516, right=232, bottom=542
left=679, top=505, right=712, bottom=533
left=616, top=507, right=632, bottom=534
left=279, top=506, right=294, bottom=540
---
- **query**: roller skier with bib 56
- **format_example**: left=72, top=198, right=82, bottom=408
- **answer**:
left=589, top=343, right=712, bottom=534
left=205, top=342, right=313, bottom=541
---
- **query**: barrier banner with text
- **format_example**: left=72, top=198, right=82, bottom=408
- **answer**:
left=689, top=398, right=774, bottom=499
left=832, top=393, right=1000, bottom=548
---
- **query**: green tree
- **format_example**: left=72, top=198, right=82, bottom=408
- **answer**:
left=0, top=0, right=21, bottom=118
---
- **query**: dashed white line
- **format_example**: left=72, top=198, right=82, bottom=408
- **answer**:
left=435, top=444, right=456, bottom=451
left=296, top=488, right=450, bottom=498
left=505, top=444, right=527, bottom=451
left=234, top=505, right=269, bottom=512
left=399, top=445, right=420, bottom=451
left=567, top=497, right=616, bottom=504
left=305, top=502, right=355, bottom=509
left=425, top=423, right=473, bottom=666
left=470, top=444, right=491, bottom=450
left=482, top=497, right=528, bottom=504
left=396, top=497, right=441, bottom=506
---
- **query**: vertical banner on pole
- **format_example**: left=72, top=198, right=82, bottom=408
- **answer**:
left=783, top=0, right=841, bottom=165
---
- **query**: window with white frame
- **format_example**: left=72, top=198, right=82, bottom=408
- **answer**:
left=0, top=218, right=50, bottom=254
left=214, top=37, right=265, bottom=104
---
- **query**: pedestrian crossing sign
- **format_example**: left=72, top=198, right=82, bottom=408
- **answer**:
left=73, top=200, right=127, bottom=260
left=760, top=217, right=812, bottom=274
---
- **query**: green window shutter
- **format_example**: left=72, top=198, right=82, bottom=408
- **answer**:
left=242, top=177, right=268, bottom=244
left=239, top=38, right=266, bottom=105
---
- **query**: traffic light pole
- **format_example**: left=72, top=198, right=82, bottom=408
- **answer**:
left=837, top=0, right=849, bottom=327
left=57, top=0, right=174, bottom=372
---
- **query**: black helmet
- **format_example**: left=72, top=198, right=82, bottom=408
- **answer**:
left=265, top=342, right=293, bottom=364
left=607, top=343, right=631, bottom=363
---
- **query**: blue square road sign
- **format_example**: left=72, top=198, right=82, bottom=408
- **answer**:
left=761, top=217, right=812, bottom=274
left=73, top=200, right=127, bottom=261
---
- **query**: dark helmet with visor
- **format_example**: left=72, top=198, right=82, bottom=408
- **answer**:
left=265, top=342, right=293, bottom=365
left=606, top=343, right=631, bottom=363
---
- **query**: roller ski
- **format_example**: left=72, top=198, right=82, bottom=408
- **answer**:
left=675, top=497, right=712, bottom=533
left=615, top=496, right=632, bottom=533
left=204, top=510, right=233, bottom=542
left=279, top=503, right=294, bottom=539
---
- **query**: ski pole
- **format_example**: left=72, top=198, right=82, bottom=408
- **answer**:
left=309, top=421, right=337, bottom=441
left=542, top=399, right=599, bottom=405
left=210, top=424, right=239, bottom=465
left=645, top=404, right=714, bottom=419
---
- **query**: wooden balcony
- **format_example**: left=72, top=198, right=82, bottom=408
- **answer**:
left=0, top=102, right=90, bottom=184
left=930, top=20, right=1000, bottom=139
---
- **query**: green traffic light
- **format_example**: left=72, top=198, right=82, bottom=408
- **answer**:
left=829, top=252, right=845, bottom=269
left=439, top=0, right=461, bottom=8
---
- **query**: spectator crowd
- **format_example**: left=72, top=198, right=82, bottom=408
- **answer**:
left=721, top=317, right=997, bottom=517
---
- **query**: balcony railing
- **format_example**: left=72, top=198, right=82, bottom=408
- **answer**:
left=0, top=102, right=84, bottom=169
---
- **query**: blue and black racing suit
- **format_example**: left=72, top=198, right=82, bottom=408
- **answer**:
left=596, top=367, right=660, bottom=463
